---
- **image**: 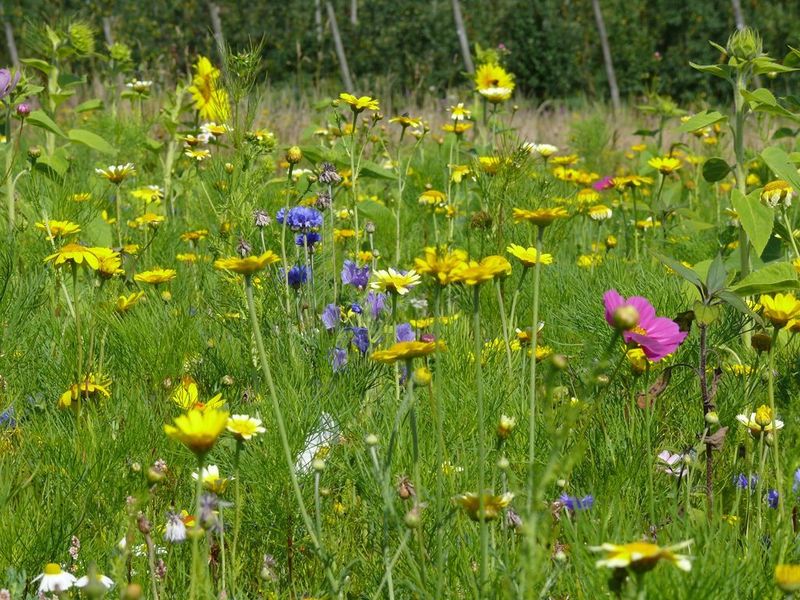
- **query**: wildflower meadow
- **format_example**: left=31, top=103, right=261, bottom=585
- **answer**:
left=5, top=7, right=800, bottom=600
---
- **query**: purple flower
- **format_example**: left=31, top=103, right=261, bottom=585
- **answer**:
left=603, top=290, right=687, bottom=361
left=656, top=450, right=687, bottom=478
left=366, top=291, right=387, bottom=320
left=793, top=468, right=800, bottom=494
left=330, top=347, right=348, bottom=373
left=276, top=206, right=323, bottom=231
left=558, top=493, right=594, bottom=511
left=0, top=407, right=15, bottom=429
left=318, top=162, right=341, bottom=185
left=0, top=69, right=20, bottom=101
left=15, top=103, right=30, bottom=118
left=768, top=489, right=779, bottom=509
left=253, top=209, right=271, bottom=228
left=321, top=303, right=340, bottom=331
left=296, top=231, right=321, bottom=249
left=350, top=302, right=363, bottom=315
left=395, top=323, right=415, bottom=342
left=592, top=175, right=614, bottom=191
left=350, top=327, right=370, bottom=354
left=341, top=260, right=370, bottom=290
left=735, top=473, right=758, bottom=491
left=281, top=265, right=309, bottom=289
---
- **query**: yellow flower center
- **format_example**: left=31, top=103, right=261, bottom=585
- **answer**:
left=44, top=563, right=62, bottom=575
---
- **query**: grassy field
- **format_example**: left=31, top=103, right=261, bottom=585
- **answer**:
left=2, top=29, right=800, bottom=600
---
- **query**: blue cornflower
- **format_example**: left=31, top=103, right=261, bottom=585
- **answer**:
left=281, top=265, right=309, bottom=289
left=350, top=302, right=363, bottom=315
left=276, top=206, right=323, bottom=231
left=558, top=493, right=594, bottom=511
left=395, top=323, right=415, bottom=342
left=768, top=489, right=779, bottom=509
left=793, top=468, right=800, bottom=494
left=341, top=260, right=370, bottom=290
left=330, top=347, right=348, bottom=373
left=735, top=473, right=758, bottom=491
left=0, top=406, right=16, bottom=429
left=366, top=291, right=387, bottom=320
left=350, top=327, right=370, bottom=354
left=296, top=231, right=321, bottom=249
left=321, top=304, right=340, bottom=331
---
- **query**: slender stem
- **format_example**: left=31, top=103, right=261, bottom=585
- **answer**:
left=471, top=285, right=488, bottom=593
left=526, top=226, right=544, bottom=513
left=190, top=454, right=205, bottom=600
left=231, top=441, right=243, bottom=595
left=495, top=281, right=514, bottom=376
left=244, top=275, right=338, bottom=593
left=782, top=208, right=800, bottom=259
left=114, top=186, right=123, bottom=247
left=767, top=329, right=786, bottom=529
left=699, top=324, right=714, bottom=517
left=72, top=264, right=83, bottom=418
left=507, top=267, right=529, bottom=331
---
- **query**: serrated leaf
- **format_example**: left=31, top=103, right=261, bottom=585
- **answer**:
left=731, top=261, right=799, bottom=296
left=679, top=110, right=727, bottom=133
left=702, top=157, right=730, bottom=182
left=761, top=146, right=800, bottom=191
left=26, top=110, right=66, bottom=138
left=731, top=188, right=774, bottom=256
left=67, top=128, right=117, bottom=155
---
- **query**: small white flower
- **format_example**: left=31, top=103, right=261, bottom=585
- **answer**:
left=295, top=413, right=340, bottom=475
left=33, top=563, right=76, bottom=594
left=75, top=573, right=114, bottom=589
left=164, top=512, right=187, bottom=543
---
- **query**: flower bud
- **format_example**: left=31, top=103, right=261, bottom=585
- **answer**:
left=147, top=467, right=166, bottom=484
left=412, top=366, right=432, bottom=386
left=224, top=162, right=234, bottom=174
left=497, top=456, right=510, bottom=471
left=28, top=146, right=41, bottom=160
left=15, top=103, right=30, bottom=118
left=364, top=220, right=376, bottom=234
left=396, top=475, right=416, bottom=500
left=551, top=354, right=569, bottom=370
left=726, top=27, right=763, bottom=61
left=130, top=462, right=141, bottom=473
left=312, top=458, right=326, bottom=473
left=286, top=146, right=303, bottom=165
left=612, top=305, right=640, bottom=331
left=497, top=414, right=516, bottom=440
left=365, top=433, right=379, bottom=447
left=751, top=331, right=772, bottom=353
left=123, top=584, right=143, bottom=600
left=705, top=411, right=719, bottom=426
left=404, top=504, right=423, bottom=529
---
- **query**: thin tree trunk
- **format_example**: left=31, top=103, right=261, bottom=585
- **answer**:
left=208, top=2, right=225, bottom=54
left=591, top=0, right=620, bottom=113
left=1, top=4, right=18, bottom=69
left=314, top=0, right=323, bottom=88
left=350, top=0, right=358, bottom=25
left=451, top=0, right=474, bottom=73
left=102, top=16, right=114, bottom=46
left=731, top=0, right=745, bottom=29
left=326, top=1, right=354, bottom=91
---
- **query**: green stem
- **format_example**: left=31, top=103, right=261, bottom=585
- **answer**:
left=767, top=329, right=786, bottom=530
left=190, top=454, right=205, bottom=600
left=526, top=227, right=544, bottom=513
left=244, top=275, right=338, bottom=593
left=471, top=285, right=488, bottom=593
left=231, top=441, right=243, bottom=595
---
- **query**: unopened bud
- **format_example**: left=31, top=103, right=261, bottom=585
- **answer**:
left=497, top=414, right=516, bottom=440
left=751, top=331, right=772, bottom=353
left=412, top=366, right=432, bottom=386
left=497, top=456, right=510, bottom=471
left=404, top=505, right=423, bottom=529
left=224, top=162, right=234, bottom=174
left=312, top=458, right=326, bottom=473
left=365, top=433, right=379, bottom=447
left=705, top=411, right=719, bottom=425
left=123, top=583, right=143, bottom=600
left=552, top=354, right=568, bottom=370
left=16, top=103, right=30, bottom=117
left=612, top=305, right=640, bottom=331
left=286, top=146, right=303, bottom=165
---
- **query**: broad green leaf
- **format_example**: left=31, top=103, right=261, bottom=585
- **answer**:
left=359, top=160, right=396, bottom=181
left=731, top=261, right=799, bottom=296
left=715, top=290, right=755, bottom=320
left=26, top=110, right=66, bottom=138
left=34, top=154, right=67, bottom=182
left=753, top=57, right=797, bottom=75
left=652, top=251, right=704, bottom=290
left=356, top=200, right=393, bottom=229
left=75, top=99, right=104, bottom=113
left=706, top=255, right=727, bottom=295
left=741, top=88, right=798, bottom=119
left=678, top=110, right=727, bottom=133
left=702, top=157, right=730, bottom=182
left=67, top=129, right=117, bottom=155
left=773, top=127, right=797, bottom=140
left=731, top=189, right=774, bottom=256
left=144, top=138, right=164, bottom=152
left=761, top=146, right=800, bottom=191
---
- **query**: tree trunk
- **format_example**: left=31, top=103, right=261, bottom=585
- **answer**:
left=451, top=0, right=474, bottom=73
left=1, top=4, right=18, bottom=69
left=208, top=2, right=225, bottom=54
left=350, top=0, right=358, bottom=25
left=591, top=0, right=620, bottom=113
left=102, top=16, right=114, bottom=46
left=326, top=1, right=354, bottom=91
left=731, top=0, right=745, bottom=29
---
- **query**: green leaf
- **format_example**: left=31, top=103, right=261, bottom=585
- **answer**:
left=715, top=290, right=756, bottom=320
left=761, top=146, right=800, bottom=191
left=651, top=251, right=704, bottom=290
left=633, top=128, right=659, bottom=137
left=20, top=57, right=54, bottom=75
left=773, top=127, right=797, bottom=140
left=298, top=145, right=396, bottom=180
left=359, top=159, right=396, bottom=181
left=26, top=110, right=66, bottom=138
left=689, top=62, right=732, bottom=80
left=34, top=154, right=67, bottom=182
left=731, top=261, right=800, bottom=296
left=706, top=255, right=728, bottom=295
left=144, top=138, right=164, bottom=152
left=356, top=200, right=393, bottom=227
left=731, top=188, right=774, bottom=256
left=741, top=88, right=798, bottom=119
left=753, top=57, right=797, bottom=75
left=702, top=157, right=731, bottom=182
left=67, top=129, right=117, bottom=155
left=75, top=99, right=104, bottom=113
left=678, top=110, right=727, bottom=133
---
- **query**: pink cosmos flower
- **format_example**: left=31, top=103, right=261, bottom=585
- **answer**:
left=593, top=176, right=614, bottom=191
left=603, top=289, right=687, bottom=361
